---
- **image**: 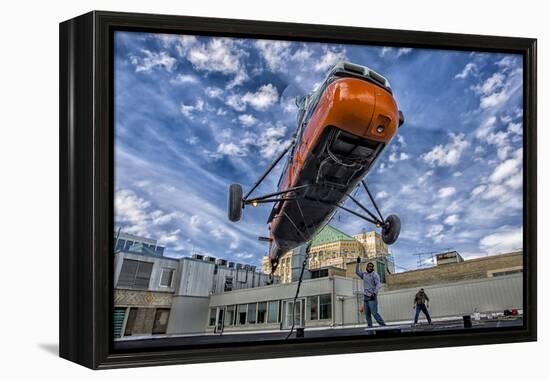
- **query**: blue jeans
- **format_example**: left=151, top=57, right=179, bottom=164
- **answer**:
left=414, top=304, right=432, bottom=324
left=364, top=296, right=386, bottom=327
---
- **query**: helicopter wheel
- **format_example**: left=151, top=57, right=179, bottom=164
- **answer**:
left=381, top=214, right=401, bottom=245
left=228, top=184, right=243, bottom=222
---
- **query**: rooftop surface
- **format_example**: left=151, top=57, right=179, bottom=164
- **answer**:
left=114, top=317, right=523, bottom=351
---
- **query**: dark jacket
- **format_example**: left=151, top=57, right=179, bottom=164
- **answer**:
left=414, top=291, right=430, bottom=305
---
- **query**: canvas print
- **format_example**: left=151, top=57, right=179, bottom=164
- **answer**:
left=112, top=31, right=524, bottom=349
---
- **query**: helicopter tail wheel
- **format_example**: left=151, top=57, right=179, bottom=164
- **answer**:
left=381, top=214, right=401, bottom=245
left=228, top=184, right=243, bottom=222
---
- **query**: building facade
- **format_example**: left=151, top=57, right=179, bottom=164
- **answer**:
left=206, top=272, right=523, bottom=333
left=262, top=225, right=392, bottom=283
left=114, top=249, right=279, bottom=338
left=385, top=251, right=523, bottom=290
left=114, top=232, right=524, bottom=339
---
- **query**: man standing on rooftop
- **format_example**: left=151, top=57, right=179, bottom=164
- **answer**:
left=413, top=288, right=432, bottom=325
left=356, top=258, right=386, bottom=330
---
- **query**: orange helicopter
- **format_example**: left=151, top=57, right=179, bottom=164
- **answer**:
left=228, top=62, right=404, bottom=273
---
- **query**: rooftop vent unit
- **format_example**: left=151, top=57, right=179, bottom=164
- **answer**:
left=227, top=262, right=235, bottom=268
left=192, top=254, right=204, bottom=260
left=236, top=263, right=244, bottom=270
left=250, top=265, right=257, bottom=272
left=215, top=259, right=227, bottom=266
left=203, top=256, right=216, bottom=263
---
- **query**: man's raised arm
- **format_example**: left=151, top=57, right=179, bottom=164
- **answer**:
left=355, top=257, right=363, bottom=279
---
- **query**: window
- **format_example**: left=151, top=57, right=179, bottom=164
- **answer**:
left=117, top=259, right=153, bottom=289
left=224, top=276, right=233, bottom=292
left=155, top=246, right=165, bottom=255
left=307, top=296, right=318, bottom=320
left=257, top=302, right=267, bottom=323
left=115, top=238, right=126, bottom=251
left=319, top=294, right=332, bottom=320
left=209, top=308, right=216, bottom=326
left=493, top=269, right=523, bottom=277
left=237, top=304, right=247, bottom=325
left=124, top=240, right=134, bottom=251
left=247, top=303, right=257, bottom=324
left=267, top=300, right=279, bottom=323
left=225, top=305, right=235, bottom=326
left=152, top=308, right=170, bottom=334
left=159, top=268, right=174, bottom=287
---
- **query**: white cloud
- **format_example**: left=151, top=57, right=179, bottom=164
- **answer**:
left=379, top=47, right=392, bottom=57
left=472, top=65, right=522, bottom=110
left=235, top=252, right=254, bottom=260
left=482, top=184, right=507, bottom=200
left=151, top=210, right=178, bottom=226
left=475, top=116, right=515, bottom=160
left=417, top=170, right=433, bottom=184
left=426, top=224, right=445, bottom=242
left=159, top=229, right=181, bottom=244
left=475, top=116, right=497, bottom=140
left=396, top=135, right=407, bottom=147
left=156, top=34, right=197, bottom=55
left=238, top=114, right=257, bottom=127
left=425, top=212, right=441, bottom=221
left=376, top=191, right=388, bottom=199
left=397, top=48, right=412, bottom=57
left=480, top=72, right=505, bottom=95
left=227, top=84, right=279, bottom=112
left=171, top=74, right=199, bottom=84
left=226, top=95, right=246, bottom=112
left=479, top=227, right=523, bottom=254
left=205, top=87, right=223, bottom=98
left=217, top=142, right=247, bottom=157
left=115, top=189, right=185, bottom=241
left=129, top=49, right=176, bottom=72
left=489, top=154, right=522, bottom=183
left=454, top=62, right=477, bottom=79
left=257, top=124, right=288, bottom=159
left=292, top=46, right=313, bottom=61
left=180, top=99, right=205, bottom=119
left=380, top=47, right=413, bottom=58
left=115, top=189, right=151, bottom=236
left=446, top=201, right=461, bottom=213
left=255, top=40, right=291, bottom=71
left=505, top=171, right=523, bottom=190
left=244, top=84, right=279, bottom=110
left=444, top=214, right=459, bottom=226
left=389, top=152, right=410, bottom=162
left=422, top=133, right=469, bottom=167
left=186, top=38, right=248, bottom=88
left=315, top=47, right=346, bottom=72
left=471, top=185, right=486, bottom=197
left=507, top=122, right=522, bottom=135
left=438, top=187, right=456, bottom=198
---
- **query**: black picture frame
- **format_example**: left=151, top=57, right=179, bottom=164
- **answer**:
left=59, top=10, right=537, bottom=369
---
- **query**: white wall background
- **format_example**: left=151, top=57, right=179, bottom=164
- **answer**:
left=0, top=0, right=546, bottom=378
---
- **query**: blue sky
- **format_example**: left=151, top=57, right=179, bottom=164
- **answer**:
left=114, top=31, right=523, bottom=271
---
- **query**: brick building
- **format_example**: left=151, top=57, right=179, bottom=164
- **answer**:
left=384, top=251, right=523, bottom=290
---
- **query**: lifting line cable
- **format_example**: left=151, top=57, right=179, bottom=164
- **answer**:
left=282, top=200, right=312, bottom=340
